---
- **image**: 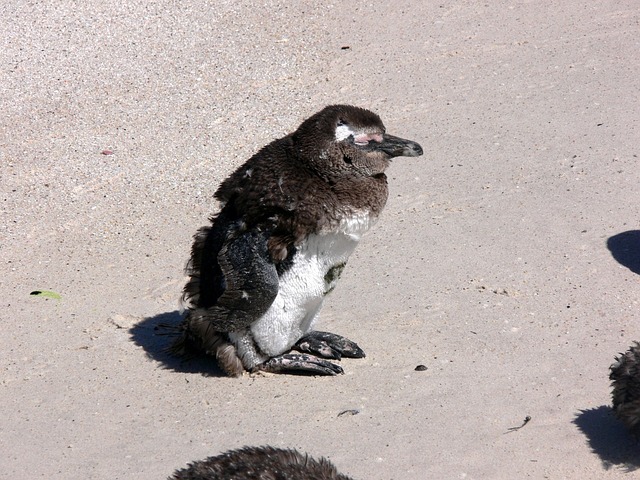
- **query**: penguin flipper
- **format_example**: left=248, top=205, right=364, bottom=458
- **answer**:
left=256, top=353, right=344, bottom=376
left=184, top=227, right=279, bottom=332
left=294, top=331, right=366, bottom=360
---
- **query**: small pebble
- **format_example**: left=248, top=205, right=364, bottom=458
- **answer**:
left=415, top=365, right=428, bottom=371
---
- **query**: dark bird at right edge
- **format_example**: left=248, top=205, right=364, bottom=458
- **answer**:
left=171, top=105, right=423, bottom=376
left=610, top=341, right=640, bottom=436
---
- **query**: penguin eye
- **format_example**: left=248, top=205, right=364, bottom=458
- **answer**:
left=337, top=118, right=347, bottom=127
left=353, top=133, right=372, bottom=146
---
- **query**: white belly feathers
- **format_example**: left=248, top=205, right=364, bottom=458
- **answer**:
left=249, top=211, right=376, bottom=357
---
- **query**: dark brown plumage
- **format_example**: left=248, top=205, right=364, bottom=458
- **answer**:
left=169, top=446, right=355, bottom=480
left=610, top=341, right=640, bottom=436
left=208, top=105, right=394, bottom=261
left=171, top=105, right=423, bottom=376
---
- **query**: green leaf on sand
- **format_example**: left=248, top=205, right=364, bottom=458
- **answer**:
left=30, top=290, right=62, bottom=300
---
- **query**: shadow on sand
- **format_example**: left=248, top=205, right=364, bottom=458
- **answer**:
left=129, top=310, right=226, bottom=377
left=607, top=230, right=640, bottom=275
left=573, top=406, right=640, bottom=472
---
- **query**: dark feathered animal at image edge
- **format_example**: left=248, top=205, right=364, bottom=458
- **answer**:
left=169, top=446, right=354, bottom=480
left=171, top=105, right=423, bottom=376
left=610, top=341, right=640, bottom=436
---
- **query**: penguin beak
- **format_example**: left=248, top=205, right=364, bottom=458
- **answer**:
left=376, top=134, right=423, bottom=158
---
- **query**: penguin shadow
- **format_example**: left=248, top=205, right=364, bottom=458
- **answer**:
left=607, top=230, right=640, bottom=275
left=573, top=406, right=640, bottom=471
left=129, top=310, right=226, bottom=377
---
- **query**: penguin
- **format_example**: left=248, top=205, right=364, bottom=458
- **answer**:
left=610, top=341, right=640, bottom=436
left=171, top=105, right=423, bottom=376
left=168, top=446, right=355, bottom=480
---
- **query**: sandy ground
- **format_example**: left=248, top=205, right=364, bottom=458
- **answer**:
left=2, top=1, right=640, bottom=478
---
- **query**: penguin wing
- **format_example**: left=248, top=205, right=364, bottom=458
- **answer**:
left=187, top=225, right=279, bottom=332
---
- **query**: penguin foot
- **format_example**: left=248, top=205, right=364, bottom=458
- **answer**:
left=256, top=353, right=344, bottom=376
left=294, top=331, right=366, bottom=360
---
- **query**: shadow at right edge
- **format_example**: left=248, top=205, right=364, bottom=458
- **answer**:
left=607, top=230, right=640, bottom=276
left=573, top=406, right=640, bottom=472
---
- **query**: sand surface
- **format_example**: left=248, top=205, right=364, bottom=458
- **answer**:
left=2, top=1, right=640, bottom=478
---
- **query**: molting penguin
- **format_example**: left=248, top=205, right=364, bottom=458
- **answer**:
left=169, top=446, right=355, bottom=480
left=610, top=341, right=640, bottom=436
left=172, top=105, right=423, bottom=376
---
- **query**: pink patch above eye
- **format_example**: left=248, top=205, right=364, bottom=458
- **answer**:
left=354, top=133, right=383, bottom=145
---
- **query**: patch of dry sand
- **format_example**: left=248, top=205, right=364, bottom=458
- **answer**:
left=2, top=1, right=640, bottom=478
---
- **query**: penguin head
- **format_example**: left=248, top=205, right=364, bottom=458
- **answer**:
left=293, top=105, right=423, bottom=178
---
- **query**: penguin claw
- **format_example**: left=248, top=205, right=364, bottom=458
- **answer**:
left=256, top=353, right=344, bottom=376
left=295, top=331, right=366, bottom=359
